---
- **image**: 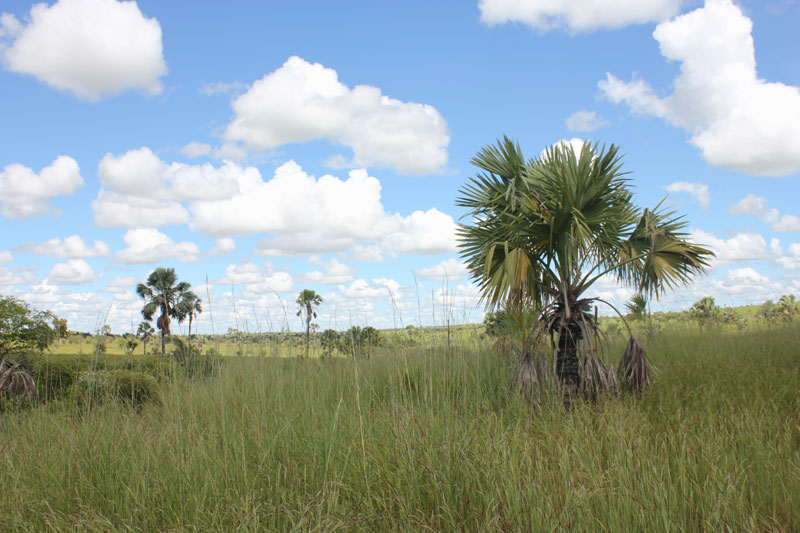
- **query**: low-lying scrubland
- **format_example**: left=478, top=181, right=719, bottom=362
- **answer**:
left=1, top=324, right=798, bottom=530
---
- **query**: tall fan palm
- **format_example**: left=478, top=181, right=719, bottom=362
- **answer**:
left=136, top=268, right=197, bottom=356
left=458, top=137, right=713, bottom=403
left=296, top=289, right=322, bottom=359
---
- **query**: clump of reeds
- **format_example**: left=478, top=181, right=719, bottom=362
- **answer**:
left=0, top=359, right=37, bottom=405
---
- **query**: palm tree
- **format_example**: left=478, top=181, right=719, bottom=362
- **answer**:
left=296, top=289, right=322, bottom=359
left=136, top=268, right=197, bottom=356
left=625, top=294, right=648, bottom=321
left=137, top=321, right=154, bottom=355
left=179, top=294, right=202, bottom=342
left=457, top=137, right=713, bottom=404
left=777, top=294, right=799, bottom=322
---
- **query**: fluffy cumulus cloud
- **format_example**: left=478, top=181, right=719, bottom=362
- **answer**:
left=0, top=250, right=13, bottom=264
left=115, top=228, right=200, bottom=264
left=190, top=161, right=458, bottom=256
left=216, top=262, right=294, bottom=295
left=665, top=181, right=710, bottom=209
left=413, top=258, right=469, bottom=281
left=92, top=147, right=245, bottom=227
left=775, top=243, right=800, bottom=271
left=0, top=0, right=166, bottom=101
left=90, top=148, right=458, bottom=256
left=729, top=193, right=800, bottom=232
left=29, top=235, right=110, bottom=258
left=599, top=0, right=800, bottom=176
left=0, top=156, right=83, bottom=219
left=46, top=259, right=99, bottom=284
left=479, top=0, right=680, bottom=32
left=565, top=110, right=608, bottom=132
left=207, top=238, right=236, bottom=256
left=224, top=56, right=449, bottom=174
left=689, top=229, right=776, bottom=268
left=302, top=257, right=356, bottom=285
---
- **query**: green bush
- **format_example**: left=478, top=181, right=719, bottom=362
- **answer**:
left=20, top=354, right=174, bottom=401
left=69, top=369, right=160, bottom=407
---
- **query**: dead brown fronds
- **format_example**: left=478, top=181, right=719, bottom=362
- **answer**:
left=619, top=336, right=653, bottom=393
left=580, top=354, right=619, bottom=400
left=0, top=359, right=37, bottom=406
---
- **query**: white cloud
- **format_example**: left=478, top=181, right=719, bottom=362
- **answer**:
left=565, top=110, right=608, bottom=132
left=0, top=156, right=83, bottom=219
left=775, top=243, right=800, bottom=271
left=479, top=0, right=680, bottom=32
left=115, top=228, right=200, bottom=264
left=665, top=181, right=710, bottom=209
left=207, top=238, right=236, bottom=256
left=224, top=56, right=449, bottom=174
left=414, top=258, right=469, bottom=281
left=338, top=277, right=401, bottom=301
left=216, top=262, right=293, bottom=295
left=92, top=147, right=246, bottom=227
left=1, top=0, right=166, bottom=101
left=729, top=193, right=800, bottom=232
left=180, top=142, right=212, bottom=158
left=302, top=257, right=356, bottom=285
left=200, top=80, right=245, bottom=96
left=599, top=0, right=800, bottom=176
left=46, top=259, right=99, bottom=284
left=346, top=245, right=384, bottom=263
left=30, top=235, right=110, bottom=258
left=689, top=229, right=772, bottom=268
left=92, top=191, right=190, bottom=229
left=105, top=276, right=135, bottom=294
left=542, top=137, right=588, bottom=159
left=709, top=267, right=785, bottom=301
left=0, top=251, right=12, bottom=264
left=192, top=160, right=458, bottom=255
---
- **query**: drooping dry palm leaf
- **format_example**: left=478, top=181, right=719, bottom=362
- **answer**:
left=619, top=336, right=653, bottom=392
left=0, top=359, right=37, bottom=405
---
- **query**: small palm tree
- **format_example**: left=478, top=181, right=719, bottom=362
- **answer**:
left=458, top=137, right=713, bottom=404
left=137, top=321, right=154, bottom=355
left=136, top=268, right=197, bottom=356
left=625, top=294, right=648, bottom=321
left=777, top=294, right=799, bottom=322
left=179, top=294, right=203, bottom=342
left=296, top=289, right=322, bottom=359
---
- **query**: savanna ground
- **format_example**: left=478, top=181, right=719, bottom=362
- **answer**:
left=1, top=321, right=798, bottom=531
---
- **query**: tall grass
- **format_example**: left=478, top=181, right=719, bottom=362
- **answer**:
left=1, top=324, right=798, bottom=530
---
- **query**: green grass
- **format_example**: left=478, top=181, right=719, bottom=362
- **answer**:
left=1, top=324, right=798, bottom=531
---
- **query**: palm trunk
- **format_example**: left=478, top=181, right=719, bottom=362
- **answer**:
left=188, top=313, right=193, bottom=345
left=305, top=304, right=311, bottom=359
left=554, top=306, right=583, bottom=407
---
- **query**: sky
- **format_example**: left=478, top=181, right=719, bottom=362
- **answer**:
left=1, top=0, right=799, bottom=334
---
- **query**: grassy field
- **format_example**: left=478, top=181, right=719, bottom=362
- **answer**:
left=1, top=323, right=798, bottom=531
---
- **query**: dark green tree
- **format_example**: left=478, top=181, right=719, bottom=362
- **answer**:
left=0, top=295, right=56, bottom=357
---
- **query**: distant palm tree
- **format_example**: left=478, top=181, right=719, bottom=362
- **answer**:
left=179, top=294, right=203, bottom=342
left=136, top=268, right=197, bottom=356
left=296, top=289, right=322, bottom=359
left=458, top=137, right=713, bottom=403
left=625, top=294, right=648, bottom=321
left=777, top=294, right=799, bottom=322
left=137, top=321, right=154, bottom=355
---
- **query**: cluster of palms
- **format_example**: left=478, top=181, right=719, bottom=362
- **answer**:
left=458, top=137, right=713, bottom=403
left=136, top=267, right=202, bottom=356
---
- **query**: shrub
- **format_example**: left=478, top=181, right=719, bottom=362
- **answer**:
left=69, top=369, right=160, bottom=407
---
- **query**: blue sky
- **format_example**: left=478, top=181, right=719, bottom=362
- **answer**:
left=1, top=0, right=799, bottom=334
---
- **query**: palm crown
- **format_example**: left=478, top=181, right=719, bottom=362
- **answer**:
left=457, top=137, right=713, bottom=310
